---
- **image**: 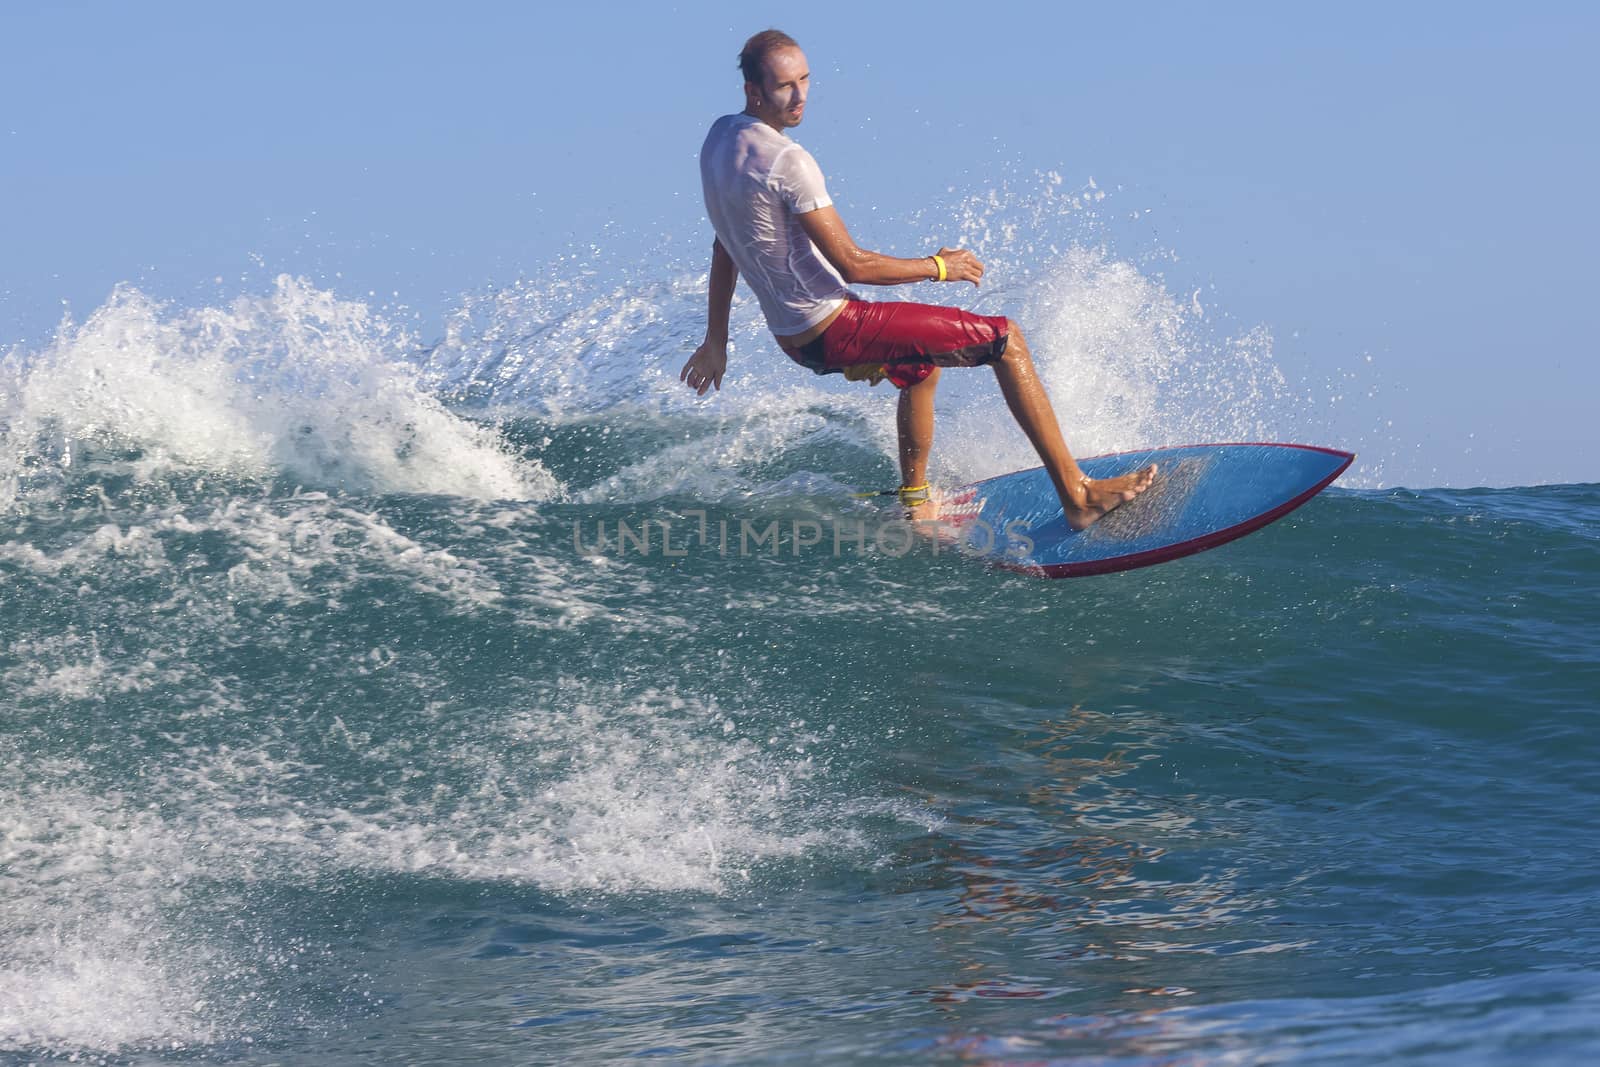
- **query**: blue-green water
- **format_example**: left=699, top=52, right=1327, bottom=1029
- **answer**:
left=2, top=274, right=1597, bottom=1064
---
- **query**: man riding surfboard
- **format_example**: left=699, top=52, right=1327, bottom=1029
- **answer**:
left=682, top=29, right=1155, bottom=529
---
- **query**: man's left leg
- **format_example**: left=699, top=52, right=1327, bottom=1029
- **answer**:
left=896, top=366, right=941, bottom=490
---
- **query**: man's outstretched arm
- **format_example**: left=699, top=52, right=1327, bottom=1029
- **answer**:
left=682, top=237, right=738, bottom=395
left=797, top=206, right=984, bottom=287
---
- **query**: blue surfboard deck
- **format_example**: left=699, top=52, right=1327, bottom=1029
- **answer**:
left=940, top=443, right=1354, bottom=578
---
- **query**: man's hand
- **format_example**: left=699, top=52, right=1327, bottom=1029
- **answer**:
left=936, top=246, right=984, bottom=286
left=681, top=339, right=727, bottom=396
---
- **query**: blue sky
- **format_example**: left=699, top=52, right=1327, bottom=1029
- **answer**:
left=3, top=1, right=1595, bottom=487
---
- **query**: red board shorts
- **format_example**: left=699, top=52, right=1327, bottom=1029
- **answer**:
left=789, top=300, right=1009, bottom=389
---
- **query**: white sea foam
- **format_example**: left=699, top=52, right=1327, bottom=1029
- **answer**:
left=0, top=276, right=559, bottom=511
left=0, top=683, right=874, bottom=1058
left=1, top=629, right=187, bottom=702
left=200, top=496, right=511, bottom=612
left=428, top=269, right=717, bottom=415
left=0, top=769, right=223, bottom=1054
left=0, top=685, right=849, bottom=1051
left=466, top=687, right=850, bottom=891
left=0, top=667, right=894, bottom=1054
left=137, top=684, right=862, bottom=896
left=1, top=496, right=540, bottom=622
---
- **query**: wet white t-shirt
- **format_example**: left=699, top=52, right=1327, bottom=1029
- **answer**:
left=700, top=113, right=849, bottom=337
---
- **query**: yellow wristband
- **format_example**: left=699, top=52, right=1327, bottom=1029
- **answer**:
left=931, top=254, right=947, bottom=282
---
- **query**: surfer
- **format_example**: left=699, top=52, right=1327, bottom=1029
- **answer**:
left=682, top=29, right=1155, bottom=529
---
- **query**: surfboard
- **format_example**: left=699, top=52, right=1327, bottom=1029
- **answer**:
left=934, top=443, right=1354, bottom=578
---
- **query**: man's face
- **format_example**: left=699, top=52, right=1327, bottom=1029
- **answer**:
left=748, top=46, right=810, bottom=130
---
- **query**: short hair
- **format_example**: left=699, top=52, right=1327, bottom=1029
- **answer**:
left=738, top=29, right=798, bottom=86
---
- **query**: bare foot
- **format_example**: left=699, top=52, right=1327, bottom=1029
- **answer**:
left=1064, top=463, right=1158, bottom=531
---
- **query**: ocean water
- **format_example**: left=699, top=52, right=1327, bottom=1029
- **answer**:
left=2, top=238, right=1597, bottom=1065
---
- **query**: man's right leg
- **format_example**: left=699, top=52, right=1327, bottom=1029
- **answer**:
left=896, top=366, right=940, bottom=491
left=992, top=321, right=1155, bottom=530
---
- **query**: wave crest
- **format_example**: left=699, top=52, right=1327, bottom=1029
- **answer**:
left=0, top=276, right=559, bottom=509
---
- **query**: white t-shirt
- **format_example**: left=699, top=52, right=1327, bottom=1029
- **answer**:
left=700, top=113, right=850, bottom=337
